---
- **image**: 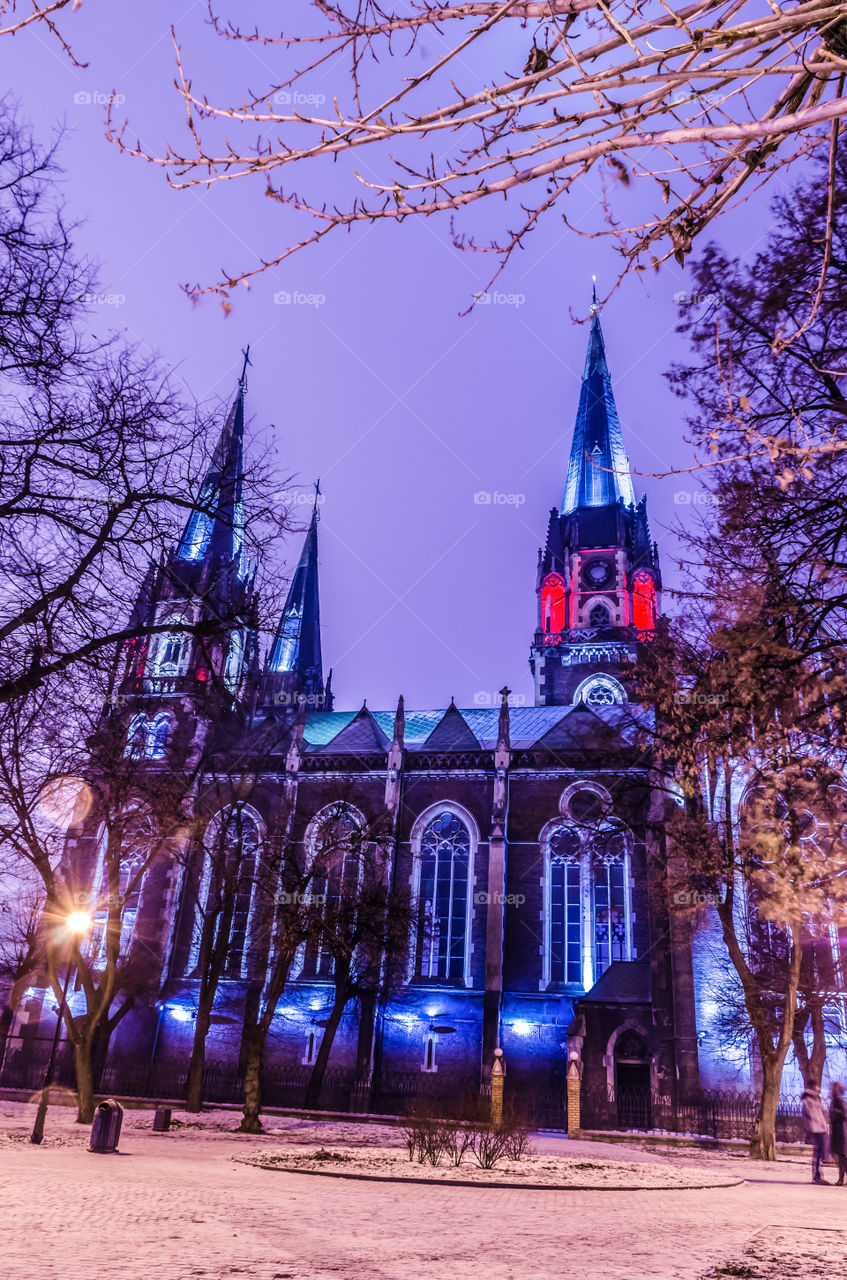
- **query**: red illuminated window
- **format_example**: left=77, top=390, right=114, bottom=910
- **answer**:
left=632, top=572, right=656, bottom=631
left=541, top=574, right=566, bottom=634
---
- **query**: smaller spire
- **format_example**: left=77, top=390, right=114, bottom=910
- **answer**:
left=176, top=362, right=247, bottom=572
left=497, top=686, right=511, bottom=752
left=268, top=505, right=322, bottom=685
left=392, top=694, right=405, bottom=750
left=591, top=275, right=598, bottom=312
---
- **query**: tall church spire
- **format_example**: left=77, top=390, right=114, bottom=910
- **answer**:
left=175, top=357, right=248, bottom=575
left=561, top=299, right=636, bottom=514
left=530, top=299, right=661, bottom=706
left=265, top=485, right=331, bottom=710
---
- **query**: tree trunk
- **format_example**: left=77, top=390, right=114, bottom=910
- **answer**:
left=74, top=1038, right=96, bottom=1124
left=303, top=984, right=348, bottom=1109
left=239, top=1028, right=264, bottom=1133
left=0, top=1003, right=13, bottom=1070
left=793, top=1000, right=828, bottom=1088
left=750, top=1057, right=783, bottom=1160
left=185, top=996, right=213, bottom=1113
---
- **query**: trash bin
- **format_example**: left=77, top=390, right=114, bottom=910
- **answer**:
left=152, top=1106, right=171, bottom=1132
left=89, top=1098, right=124, bottom=1153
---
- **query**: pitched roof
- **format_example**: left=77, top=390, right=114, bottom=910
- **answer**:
left=581, top=960, right=651, bottom=1004
left=302, top=703, right=645, bottom=752
left=421, top=705, right=481, bottom=751
left=307, top=704, right=389, bottom=754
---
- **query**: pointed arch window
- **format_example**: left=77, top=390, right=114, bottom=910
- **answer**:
left=224, top=630, right=244, bottom=692
left=544, top=817, right=632, bottom=990
left=541, top=573, right=566, bottom=635
left=149, top=713, right=171, bottom=760
left=298, top=804, right=364, bottom=979
left=125, top=714, right=149, bottom=759
left=149, top=614, right=191, bottom=678
left=633, top=572, right=657, bottom=631
left=187, top=806, right=262, bottom=979
left=412, top=809, right=473, bottom=985
left=89, top=814, right=154, bottom=961
left=588, top=602, right=611, bottom=628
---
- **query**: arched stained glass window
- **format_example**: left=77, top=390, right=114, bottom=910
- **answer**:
left=125, top=714, right=148, bottom=759
left=187, top=806, right=262, bottom=979
left=633, top=572, right=657, bottom=631
left=591, top=830, right=629, bottom=977
left=546, top=815, right=632, bottom=990
left=414, top=810, right=471, bottom=984
left=299, top=805, right=363, bottom=979
left=541, top=573, right=566, bottom=634
left=149, top=714, right=171, bottom=760
left=549, top=825, right=582, bottom=986
left=588, top=602, right=611, bottom=628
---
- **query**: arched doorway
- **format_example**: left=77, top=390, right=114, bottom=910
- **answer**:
left=614, top=1029, right=652, bottom=1130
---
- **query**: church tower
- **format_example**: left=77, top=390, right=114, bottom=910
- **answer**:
left=262, top=492, right=332, bottom=711
left=118, top=357, right=259, bottom=756
left=530, top=298, right=662, bottom=706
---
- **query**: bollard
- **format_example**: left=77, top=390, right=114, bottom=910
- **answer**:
left=490, top=1047, right=506, bottom=1130
left=567, top=1057, right=581, bottom=1138
left=89, top=1098, right=124, bottom=1153
left=152, top=1106, right=172, bottom=1133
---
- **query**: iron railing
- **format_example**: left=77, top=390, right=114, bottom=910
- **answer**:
left=0, top=1041, right=808, bottom=1143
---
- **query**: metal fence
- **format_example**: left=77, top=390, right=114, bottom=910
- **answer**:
left=0, top=1040, right=807, bottom=1143
left=581, top=1084, right=807, bottom=1143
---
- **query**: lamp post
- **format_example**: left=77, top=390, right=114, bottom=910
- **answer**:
left=30, top=911, right=90, bottom=1145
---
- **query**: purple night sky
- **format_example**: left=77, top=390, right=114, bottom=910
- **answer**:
left=5, top=2, right=790, bottom=710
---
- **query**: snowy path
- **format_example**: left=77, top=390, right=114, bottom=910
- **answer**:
left=1, top=1102, right=844, bottom=1280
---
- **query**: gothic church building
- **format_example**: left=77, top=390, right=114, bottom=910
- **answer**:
left=19, top=307, right=716, bottom=1114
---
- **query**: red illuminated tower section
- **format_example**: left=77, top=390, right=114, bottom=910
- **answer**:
left=530, top=299, right=661, bottom=706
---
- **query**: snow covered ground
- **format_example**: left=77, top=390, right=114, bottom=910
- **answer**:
left=1, top=1099, right=845, bottom=1280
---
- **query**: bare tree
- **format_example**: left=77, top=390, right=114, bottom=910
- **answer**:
left=300, top=800, right=410, bottom=1110
left=666, top=133, right=847, bottom=481
left=0, top=680, right=197, bottom=1122
left=639, top=567, right=847, bottom=1158
left=0, top=102, right=285, bottom=711
left=104, top=2, right=847, bottom=305
left=0, top=879, right=44, bottom=1068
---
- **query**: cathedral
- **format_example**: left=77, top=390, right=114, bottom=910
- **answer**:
left=12, top=304, right=725, bottom=1119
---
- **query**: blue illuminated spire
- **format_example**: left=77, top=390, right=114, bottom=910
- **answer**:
left=561, top=290, right=636, bottom=514
left=267, top=486, right=325, bottom=704
left=176, top=351, right=248, bottom=573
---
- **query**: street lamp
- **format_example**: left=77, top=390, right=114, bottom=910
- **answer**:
left=30, top=910, right=91, bottom=1145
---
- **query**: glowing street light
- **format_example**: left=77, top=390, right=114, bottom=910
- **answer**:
left=30, top=910, right=91, bottom=1145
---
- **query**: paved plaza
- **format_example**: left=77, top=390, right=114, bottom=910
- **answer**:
left=2, top=1102, right=845, bottom=1280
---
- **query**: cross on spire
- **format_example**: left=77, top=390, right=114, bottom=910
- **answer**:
left=239, top=344, right=252, bottom=388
